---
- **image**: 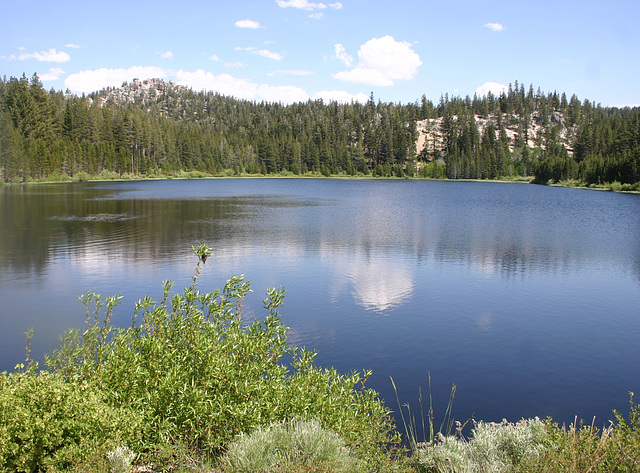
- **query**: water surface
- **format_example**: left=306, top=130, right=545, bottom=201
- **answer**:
left=1, top=178, right=639, bottom=427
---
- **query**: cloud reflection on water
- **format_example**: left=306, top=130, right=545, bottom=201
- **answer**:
left=348, top=259, right=414, bottom=313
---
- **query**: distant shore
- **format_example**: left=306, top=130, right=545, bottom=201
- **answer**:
left=4, top=171, right=639, bottom=194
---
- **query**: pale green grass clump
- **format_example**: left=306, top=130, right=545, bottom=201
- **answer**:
left=106, top=446, right=136, bottom=473
left=416, top=418, right=548, bottom=473
left=220, top=419, right=360, bottom=473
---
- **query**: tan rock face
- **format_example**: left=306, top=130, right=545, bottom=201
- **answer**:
left=415, top=112, right=576, bottom=158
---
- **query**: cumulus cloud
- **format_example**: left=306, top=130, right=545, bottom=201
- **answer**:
left=237, top=46, right=283, bottom=60
left=63, top=66, right=320, bottom=104
left=175, top=69, right=308, bottom=103
left=475, top=81, right=508, bottom=96
left=257, top=84, right=309, bottom=103
left=160, top=51, right=173, bottom=59
left=268, top=69, right=313, bottom=76
left=484, top=22, right=504, bottom=32
left=235, top=19, right=262, bottom=29
left=333, top=35, right=421, bottom=86
left=65, top=43, right=80, bottom=49
left=176, top=69, right=258, bottom=99
left=276, top=0, right=342, bottom=10
left=312, top=90, right=369, bottom=104
left=256, top=49, right=283, bottom=60
left=64, top=66, right=167, bottom=94
left=39, top=67, right=65, bottom=81
left=334, top=43, right=353, bottom=67
left=16, top=48, right=71, bottom=63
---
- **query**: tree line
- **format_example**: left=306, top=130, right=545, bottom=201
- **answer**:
left=1, top=73, right=639, bottom=186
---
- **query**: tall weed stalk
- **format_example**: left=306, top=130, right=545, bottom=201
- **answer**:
left=391, top=373, right=459, bottom=452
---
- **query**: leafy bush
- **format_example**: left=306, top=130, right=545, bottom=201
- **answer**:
left=72, top=171, right=90, bottom=182
left=99, top=169, right=120, bottom=180
left=43, top=245, right=398, bottom=467
left=0, top=370, right=143, bottom=473
left=217, top=168, right=237, bottom=177
left=219, top=418, right=360, bottom=473
left=37, top=172, right=72, bottom=182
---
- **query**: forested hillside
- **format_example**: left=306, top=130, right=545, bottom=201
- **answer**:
left=1, top=73, right=639, bottom=186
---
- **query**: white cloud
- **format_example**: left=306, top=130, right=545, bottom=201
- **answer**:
left=17, top=48, right=71, bottom=63
left=225, top=61, right=247, bottom=68
left=334, top=43, right=353, bottom=67
left=257, top=84, right=308, bottom=103
left=475, top=81, right=508, bottom=96
left=333, top=35, right=421, bottom=86
left=64, top=66, right=167, bottom=94
left=160, top=51, right=173, bottom=59
left=238, top=46, right=283, bottom=60
left=235, top=19, right=262, bottom=29
left=613, top=103, right=640, bottom=108
left=484, top=22, right=504, bottom=32
left=176, top=69, right=308, bottom=103
left=312, top=90, right=369, bottom=103
left=268, top=69, right=313, bottom=76
left=65, top=43, right=80, bottom=49
left=39, top=67, right=65, bottom=81
left=256, top=49, right=283, bottom=60
left=209, top=54, right=220, bottom=61
left=176, top=69, right=258, bottom=99
left=275, top=0, right=342, bottom=10
left=61, top=65, right=361, bottom=105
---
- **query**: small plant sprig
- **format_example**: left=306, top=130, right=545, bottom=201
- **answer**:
left=107, top=445, right=137, bottom=473
left=191, top=244, right=212, bottom=286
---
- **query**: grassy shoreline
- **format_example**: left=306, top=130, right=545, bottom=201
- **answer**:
left=7, top=170, right=639, bottom=195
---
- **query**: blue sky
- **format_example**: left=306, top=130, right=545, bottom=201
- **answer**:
left=2, top=0, right=638, bottom=106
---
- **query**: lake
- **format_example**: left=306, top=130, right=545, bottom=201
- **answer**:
left=1, top=178, right=639, bottom=428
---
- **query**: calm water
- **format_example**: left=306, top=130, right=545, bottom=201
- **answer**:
left=1, top=178, right=639, bottom=427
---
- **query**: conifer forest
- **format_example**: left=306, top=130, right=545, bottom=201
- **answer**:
left=1, top=73, right=639, bottom=186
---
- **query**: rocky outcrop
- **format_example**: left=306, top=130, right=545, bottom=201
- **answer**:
left=416, top=112, right=576, bottom=157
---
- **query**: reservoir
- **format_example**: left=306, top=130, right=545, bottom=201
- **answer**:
left=1, top=178, right=639, bottom=427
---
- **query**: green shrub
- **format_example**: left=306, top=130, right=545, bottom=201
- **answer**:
left=73, top=171, right=90, bottom=182
left=39, top=172, right=71, bottom=182
left=44, top=245, right=398, bottom=467
left=99, top=169, right=120, bottom=180
left=220, top=418, right=360, bottom=473
left=218, top=168, right=237, bottom=177
left=0, top=370, right=143, bottom=473
left=608, top=394, right=640, bottom=472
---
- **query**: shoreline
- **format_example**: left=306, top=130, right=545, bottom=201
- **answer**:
left=4, top=172, right=639, bottom=194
